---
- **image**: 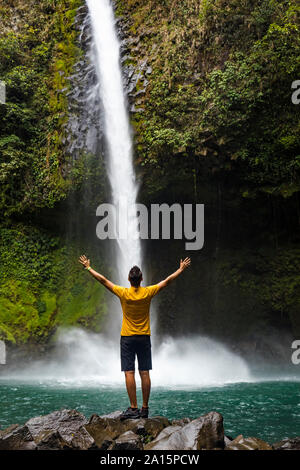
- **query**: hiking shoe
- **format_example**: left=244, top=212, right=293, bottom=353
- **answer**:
left=140, top=407, right=149, bottom=418
left=120, top=407, right=140, bottom=420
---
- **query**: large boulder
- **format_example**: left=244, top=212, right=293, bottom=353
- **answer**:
left=145, top=411, right=224, bottom=450
left=110, top=430, right=143, bottom=450
left=272, top=437, right=300, bottom=450
left=0, top=424, right=36, bottom=450
left=225, top=434, right=272, bottom=450
left=26, top=409, right=95, bottom=450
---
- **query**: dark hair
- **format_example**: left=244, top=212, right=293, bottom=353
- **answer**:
left=128, top=266, right=142, bottom=287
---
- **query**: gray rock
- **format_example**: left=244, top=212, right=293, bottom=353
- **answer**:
left=272, top=437, right=300, bottom=450
left=110, top=430, right=143, bottom=450
left=0, top=424, right=36, bottom=450
left=144, top=425, right=182, bottom=449
left=145, top=411, right=224, bottom=450
left=84, top=414, right=123, bottom=448
left=133, top=416, right=170, bottom=440
left=70, top=427, right=96, bottom=450
left=225, top=434, right=272, bottom=450
left=26, top=409, right=91, bottom=449
left=224, top=435, right=234, bottom=447
left=34, top=430, right=71, bottom=450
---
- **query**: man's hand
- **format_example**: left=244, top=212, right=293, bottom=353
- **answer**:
left=157, top=257, right=191, bottom=291
left=180, top=257, right=191, bottom=271
left=79, top=254, right=90, bottom=269
left=79, top=255, right=115, bottom=293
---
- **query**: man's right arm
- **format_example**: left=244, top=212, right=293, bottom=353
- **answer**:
left=157, top=257, right=191, bottom=291
left=78, top=254, right=115, bottom=293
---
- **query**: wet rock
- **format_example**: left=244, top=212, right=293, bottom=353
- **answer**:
left=110, top=430, right=143, bottom=450
left=69, top=427, right=97, bottom=450
left=145, top=412, right=224, bottom=450
left=0, top=424, right=36, bottom=450
left=84, top=415, right=122, bottom=449
left=225, top=434, right=272, bottom=450
left=272, top=437, right=300, bottom=450
left=26, top=409, right=90, bottom=449
left=34, top=430, right=71, bottom=450
left=144, top=424, right=182, bottom=450
left=133, top=416, right=170, bottom=440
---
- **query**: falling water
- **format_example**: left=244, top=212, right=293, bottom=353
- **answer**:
left=86, top=0, right=142, bottom=284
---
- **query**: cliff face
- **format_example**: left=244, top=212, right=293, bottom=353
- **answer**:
left=0, top=0, right=299, bottom=355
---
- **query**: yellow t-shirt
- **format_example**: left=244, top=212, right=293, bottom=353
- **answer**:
left=112, top=284, right=161, bottom=336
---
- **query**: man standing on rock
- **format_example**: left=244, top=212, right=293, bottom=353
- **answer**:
left=79, top=255, right=191, bottom=419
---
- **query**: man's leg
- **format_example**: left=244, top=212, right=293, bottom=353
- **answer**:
left=124, top=370, right=138, bottom=408
left=139, top=370, right=151, bottom=408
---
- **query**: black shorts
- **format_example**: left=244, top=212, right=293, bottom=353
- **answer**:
left=120, top=335, right=152, bottom=371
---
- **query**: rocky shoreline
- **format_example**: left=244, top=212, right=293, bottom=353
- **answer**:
left=0, top=409, right=299, bottom=451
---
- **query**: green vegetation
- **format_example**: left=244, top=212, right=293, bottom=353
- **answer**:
left=0, top=0, right=84, bottom=217
left=0, top=224, right=107, bottom=343
left=117, top=0, right=300, bottom=199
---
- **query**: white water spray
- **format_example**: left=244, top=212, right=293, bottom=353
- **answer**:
left=2, top=329, right=252, bottom=387
left=87, top=0, right=142, bottom=284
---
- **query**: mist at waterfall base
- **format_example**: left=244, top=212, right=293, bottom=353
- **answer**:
left=2, top=328, right=252, bottom=386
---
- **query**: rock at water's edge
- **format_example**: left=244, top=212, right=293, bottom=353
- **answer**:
left=145, top=411, right=224, bottom=450
left=225, top=434, right=272, bottom=450
left=272, top=437, right=300, bottom=450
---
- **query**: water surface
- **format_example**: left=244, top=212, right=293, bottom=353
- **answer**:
left=0, top=379, right=299, bottom=443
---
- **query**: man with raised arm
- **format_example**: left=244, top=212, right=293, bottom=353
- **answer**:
left=78, top=255, right=191, bottom=419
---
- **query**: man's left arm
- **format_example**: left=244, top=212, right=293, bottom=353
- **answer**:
left=79, top=254, right=115, bottom=293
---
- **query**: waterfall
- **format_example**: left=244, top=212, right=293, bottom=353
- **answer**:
left=86, top=0, right=142, bottom=284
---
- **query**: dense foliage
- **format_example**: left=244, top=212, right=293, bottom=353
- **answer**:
left=117, top=0, right=300, bottom=198
left=0, top=223, right=108, bottom=343
left=0, top=0, right=84, bottom=217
